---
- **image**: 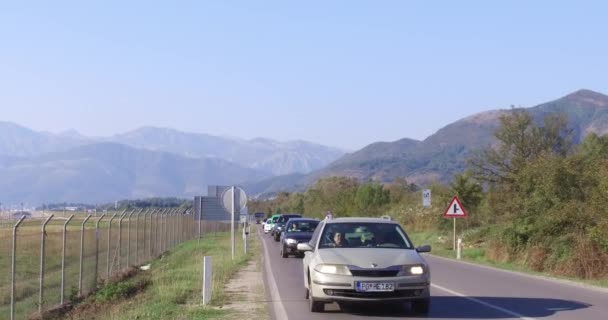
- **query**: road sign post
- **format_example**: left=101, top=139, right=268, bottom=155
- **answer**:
left=221, top=186, right=248, bottom=261
left=443, top=196, right=468, bottom=253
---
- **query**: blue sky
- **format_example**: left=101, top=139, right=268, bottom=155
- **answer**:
left=1, top=1, right=607, bottom=150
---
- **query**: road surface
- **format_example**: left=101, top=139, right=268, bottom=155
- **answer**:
left=259, top=227, right=608, bottom=319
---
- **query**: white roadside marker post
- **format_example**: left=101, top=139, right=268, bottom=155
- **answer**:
left=201, top=256, right=212, bottom=305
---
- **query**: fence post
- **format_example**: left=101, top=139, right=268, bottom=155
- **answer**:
left=127, top=209, right=138, bottom=267
left=118, top=211, right=129, bottom=270
left=61, top=214, right=74, bottom=305
left=171, top=209, right=176, bottom=248
left=161, top=209, right=167, bottom=253
left=169, top=210, right=173, bottom=248
left=135, top=210, right=141, bottom=265
left=107, top=211, right=121, bottom=279
left=181, top=210, right=185, bottom=244
left=198, top=197, right=202, bottom=244
left=79, top=215, right=92, bottom=297
left=153, top=209, right=159, bottom=256
left=165, top=209, right=171, bottom=252
left=94, top=214, right=106, bottom=289
left=143, top=210, right=148, bottom=262
left=39, top=214, right=54, bottom=313
left=176, top=209, right=180, bottom=246
left=177, top=210, right=181, bottom=245
left=191, top=209, right=195, bottom=241
left=148, top=209, right=156, bottom=260
left=11, top=215, right=26, bottom=320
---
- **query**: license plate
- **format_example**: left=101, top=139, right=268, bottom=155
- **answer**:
left=355, top=282, right=394, bottom=292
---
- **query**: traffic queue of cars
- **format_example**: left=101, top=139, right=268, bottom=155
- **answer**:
left=262, top=213, right=432, bottom=315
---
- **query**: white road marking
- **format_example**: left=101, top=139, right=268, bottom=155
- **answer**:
left=432, top=283, right=537, bottom=320
left=259, top=228, right=289, bottom=320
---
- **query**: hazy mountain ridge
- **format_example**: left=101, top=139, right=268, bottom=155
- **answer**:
left=0, top=123, right=344, bottom=204
left=0, top=121, right=86, bottom=157
left=110, top=127, right=345, bottom=175
left=0, top=123, right=345, bottom=176
left=0, top=142, right=268, bottom=204
left=248, top=89, right=608, bottom=196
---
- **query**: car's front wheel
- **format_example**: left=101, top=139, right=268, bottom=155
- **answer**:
left=281, top=244, right=288, bottom=258
left=411, top=298, right=430, bottom=314
left=309, top=287, right=324, bottom=312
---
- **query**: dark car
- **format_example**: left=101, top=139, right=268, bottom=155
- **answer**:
left=279, top=218, right=320, bottom=258
left=272, top=213, right=302, bottom=241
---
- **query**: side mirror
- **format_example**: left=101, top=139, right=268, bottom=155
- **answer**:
left=416, top=245, right=432, bottom=253
left=297, top=243, right=313, bottom=252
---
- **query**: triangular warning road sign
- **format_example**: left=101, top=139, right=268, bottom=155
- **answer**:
left=444, top=196, right=467, bottom=218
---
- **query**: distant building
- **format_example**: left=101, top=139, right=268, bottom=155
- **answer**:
left=193, top=186, right=243, bottom=221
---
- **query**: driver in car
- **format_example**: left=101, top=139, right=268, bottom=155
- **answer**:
left=333, top=232, right=348, bottom=247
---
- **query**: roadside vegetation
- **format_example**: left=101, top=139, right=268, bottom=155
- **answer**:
left=59, top=231, right=266, bottom=320
left=250, top=108, right=608, bottom=284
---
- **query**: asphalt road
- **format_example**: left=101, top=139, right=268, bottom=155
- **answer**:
left=259, top=226, right=608, bottom=320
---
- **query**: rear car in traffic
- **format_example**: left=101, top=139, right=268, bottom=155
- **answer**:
left=264, top=214, right=281, bottom=233
left=272, top=213, right=302, bottom=241
left=280, top=218, right=320, bottom=258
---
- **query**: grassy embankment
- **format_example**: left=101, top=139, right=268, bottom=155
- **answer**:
left=61, top=230, right=268, bottom=320
left=408, top=229, right=608, bottom=289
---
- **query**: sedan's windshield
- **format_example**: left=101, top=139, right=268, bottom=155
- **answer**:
left=285, top=220, right=319, bottom=233
left=318, top=222, right=413, bottom=249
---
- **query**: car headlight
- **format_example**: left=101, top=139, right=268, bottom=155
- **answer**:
left=285, top=239, right=297, bottom=245
left=314, top=264, right=352, bottom=276
left=397, top=265, right=427, bottom=276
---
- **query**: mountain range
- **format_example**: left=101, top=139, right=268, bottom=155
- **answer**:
left=246, top=89, right=608, bottom=195
left=2, top=89, right=607, bottom=204
left=0, top=124, right=344, bottom=204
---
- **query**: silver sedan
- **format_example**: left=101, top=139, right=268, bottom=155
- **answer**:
left=298, top=217, right=431, bottom=314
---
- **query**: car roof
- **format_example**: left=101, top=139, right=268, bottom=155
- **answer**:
left=325, top=217, right=398, bottom=225
left=270, top=214, right=281, bottom=218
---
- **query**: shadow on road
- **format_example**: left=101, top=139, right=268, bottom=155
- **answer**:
left=339, top=296, right=590, bottom=318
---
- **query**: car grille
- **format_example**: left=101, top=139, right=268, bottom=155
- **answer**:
left=323, top=289, right=423, bottom=298
left=350, top=270, right=399, bottom=277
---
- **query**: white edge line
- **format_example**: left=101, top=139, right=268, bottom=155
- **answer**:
left=431, top=283, right=536, bottom=320
left=259, top=228, right=289, bottom=320
left=425, top=254, right=608, bottom=295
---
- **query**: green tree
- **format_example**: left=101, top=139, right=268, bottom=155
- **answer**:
left=355, top=183, right=390, bottom=214
left=294, top=197, right=305, bottom=213
left=579, top=133, right=608, bottom=159
left=449, top=173, right=483, bottom=213
left=469, top=109, right=573, bottom=185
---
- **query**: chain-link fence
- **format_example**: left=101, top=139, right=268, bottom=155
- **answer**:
left=0, top=207, right=204, bottom=320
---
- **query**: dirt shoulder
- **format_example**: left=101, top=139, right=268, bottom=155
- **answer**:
left=218, top=234, right=268, bottom=319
